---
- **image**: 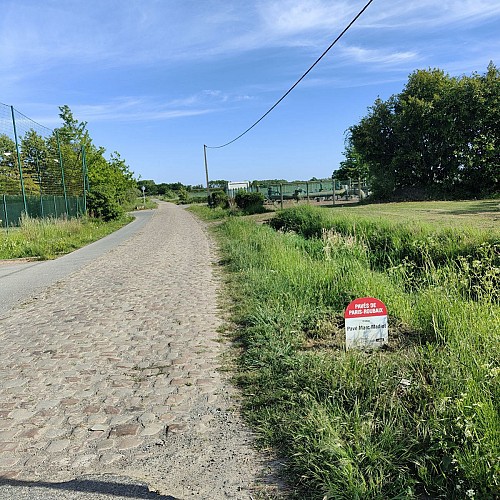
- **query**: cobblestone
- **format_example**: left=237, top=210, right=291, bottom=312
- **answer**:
left=0, top=203, right=275, bottom=498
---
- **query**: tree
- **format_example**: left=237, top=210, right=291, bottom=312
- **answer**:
left=20, top=129, right=49, bottom=195
left=54, top=105, right=137, bottom=219
left=86, top=151, right=136, bottom=220
left=348, top=64, right=500, bottom=199
left=336, top=140, right=370, bottom=181
left=208, top=179, right=228, bottom=189
left=0, top=134, right=20, bottom=194
left=137, top=180, right=158, bottom=195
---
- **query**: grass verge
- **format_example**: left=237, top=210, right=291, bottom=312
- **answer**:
left=0, top=214, right=133, bottom=260
left=201, top=201, right=499, bottom=499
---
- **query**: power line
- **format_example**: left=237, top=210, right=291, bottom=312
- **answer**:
left=205, top=0, right=375, bottom=149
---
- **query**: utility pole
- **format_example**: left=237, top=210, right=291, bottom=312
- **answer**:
left=203, top=145, right=211, bottom=205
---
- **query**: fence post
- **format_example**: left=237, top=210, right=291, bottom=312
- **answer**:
left=280, top=184, right=283, bottom=210
left=81, top=144, right=88, bottom=214
left=35, top=151, right=44, bottom=218
left=56, top=131, right=69, bottom=216
left=53, top=195, right=57, bottom=218
left=306, top=182, right=309, bottom=203
left=11, top=106, right=28, bottom=215
left=2, top=194, right=9, bottom=230
left=332, top=175, right=336, bottom=206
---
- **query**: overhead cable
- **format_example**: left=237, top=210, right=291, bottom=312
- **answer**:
left=205, top=0, right=375, bottom=149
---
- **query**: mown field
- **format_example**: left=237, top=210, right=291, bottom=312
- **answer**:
left=193, top=199, right=499, bottom=499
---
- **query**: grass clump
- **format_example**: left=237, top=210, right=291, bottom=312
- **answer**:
left=213, top=203, right=499, bottom=499
left=187, top=204, right=232, bottom=221
left=0, top=214, right=132, bottom=260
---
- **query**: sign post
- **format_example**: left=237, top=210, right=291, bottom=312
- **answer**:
left=345, top=297, right=388, bottom=350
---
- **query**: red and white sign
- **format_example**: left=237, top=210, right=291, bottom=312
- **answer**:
left=345, top=297, right=388, bottom=350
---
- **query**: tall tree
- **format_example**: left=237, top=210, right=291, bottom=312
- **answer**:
left=55, top=105, right=137, bottom=219
left=348, top=64, right=499, bottom=199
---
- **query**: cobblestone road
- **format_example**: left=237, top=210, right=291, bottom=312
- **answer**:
left=0, top=203, right=272, bottom=499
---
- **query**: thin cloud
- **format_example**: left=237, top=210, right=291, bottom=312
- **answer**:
left=363, top=0, right=500, bottom=29
left=28, top=91, right=255, bottom=126
left=339, top=46, right=420, bottom=66
left=2, top=0, right=499, bottom=69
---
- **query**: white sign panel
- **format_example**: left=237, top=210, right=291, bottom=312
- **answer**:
left=345, top=297, right=388, bottom=350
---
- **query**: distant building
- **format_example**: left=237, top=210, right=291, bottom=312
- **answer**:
left=226, top=181, right=250, bottom=197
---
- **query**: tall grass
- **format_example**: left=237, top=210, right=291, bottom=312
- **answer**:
left=214, top=206, right=499, bottom=499
left=0, top=215, right=132, bottom=260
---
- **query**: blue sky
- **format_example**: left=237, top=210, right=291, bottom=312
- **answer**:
left=1, top=0, right=499, bottom=185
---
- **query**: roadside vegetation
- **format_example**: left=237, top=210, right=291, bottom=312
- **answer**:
left=204, top=200, right=499, bottom=499
left=0, top=106, right=152, bottom=261
left=339, top=63, right=499, bottom=201
left=0, top=214, right=132, bottom=260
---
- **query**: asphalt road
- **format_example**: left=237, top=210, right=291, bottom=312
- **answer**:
left=0, top=210, right=154, bottom=317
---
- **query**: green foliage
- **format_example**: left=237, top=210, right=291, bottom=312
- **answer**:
left=177, top=186, right=189, bottom=204
left=269, top=204, right=333, bottom=238
left=56, top=106, right=137, bottom=220
left=336, top=142, right=370, bottom=181
left=0, top=134, right=20, bottom=194
left=137, top=179, right=158, bottom=195
left=349, top=63, right=500, bottom=199
left=209, top=190, right=229, bottom=208
left=214, top=205, right=499, bottom=498
left=208, top=179, right=228, bottom=189
left=271, top=205, right=499, bottom=304
left=234, top=190, right=265, bottom=214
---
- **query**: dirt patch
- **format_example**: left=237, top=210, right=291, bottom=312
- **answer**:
left=302, top=313, right=422, bottom=352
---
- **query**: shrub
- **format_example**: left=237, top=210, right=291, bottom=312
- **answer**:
left=269, top=204, right=333, bottom=238
left=177, top=187, right=189, bottom=204
left=210, top=190, right=229, bottom=208
left=87, top=184, right=124, bottom=221
left=234, top=191, right=265, bottom=214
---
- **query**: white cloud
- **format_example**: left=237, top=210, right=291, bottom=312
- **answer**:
left=339, top=46, right=420, bottom=66
left=27, top=89, right=256, bottom=126
left=363, top=0, right=500, bottom=29
left=1, top=0, right=498, bottom=71
left=257, top=0, right=352, bottom=35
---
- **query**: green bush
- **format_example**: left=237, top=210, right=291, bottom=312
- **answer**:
left=210, top=190, right=229, bottom=208
left=87, top=184, right=124, bottom=221
left=234, top=190, right=265, bottom=214
left=269, top=204, right=332, bottom=238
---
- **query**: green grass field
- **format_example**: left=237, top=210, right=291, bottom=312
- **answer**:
left=200, top=199, right=499, bottom=499
left=327, top=199, right=500, bottom=231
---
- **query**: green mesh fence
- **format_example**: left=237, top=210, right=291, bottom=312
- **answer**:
left=0, top=103, right=87, bottom=227
left=227, top=179, right=366, bottom=202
